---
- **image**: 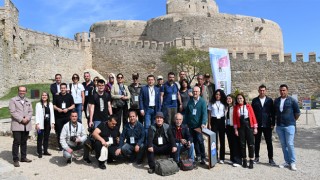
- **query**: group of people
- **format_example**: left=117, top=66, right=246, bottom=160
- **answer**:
left=8, top=71, right=300, bottom=173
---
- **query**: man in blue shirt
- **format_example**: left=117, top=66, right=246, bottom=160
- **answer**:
left=274, top=84, right=300, bottom=171
left=161, top=72, right=182, bottom=125
left=115, top=110, right=145, bottom=165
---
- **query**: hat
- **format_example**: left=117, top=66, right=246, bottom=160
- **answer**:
left=157, top=75, right=163, bottom=80
left=99, top=146, right=108, bottom=161
left=204, top=73, right=210, bottom=78
left=132, top=73, right=139, bottom=79
left=155, top=112, right=164, bottom=118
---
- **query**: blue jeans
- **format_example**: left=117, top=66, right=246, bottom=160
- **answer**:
left=144, top=107, right=155, bottom=137
left=75, top=103, right=83, bottom=123
left=190, top=129, right=205, bottom=159
left=175, top=142, right=194, bottom=162
left=276, top=125, right=296, bottom=164
left=121, top=143, right=145, bottom=162
left=93, top=120, right=102, bottom=129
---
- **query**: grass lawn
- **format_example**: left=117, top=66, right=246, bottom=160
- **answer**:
left=0, top=84, right=50, bottom=119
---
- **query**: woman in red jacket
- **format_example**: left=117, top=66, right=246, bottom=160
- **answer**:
left=233, top=93, right=258, bottom=169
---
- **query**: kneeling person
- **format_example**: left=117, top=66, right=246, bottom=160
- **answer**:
left=60, top=111, right=90, bottom=164
left=92, top=116, right=121, bottom=169
left=171, top=113, right=194, bottom=162
left=115, top=110, right=145, bottom=164
left=147, top=112, right=177, bottom=174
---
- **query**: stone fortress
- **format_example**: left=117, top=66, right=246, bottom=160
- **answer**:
left=0, top=0, right=319, bottom=100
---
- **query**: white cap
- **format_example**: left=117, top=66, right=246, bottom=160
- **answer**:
left=157, top=75, right=163, bottom=80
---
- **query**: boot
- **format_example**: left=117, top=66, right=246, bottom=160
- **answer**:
left=242, top=159, right=247, bottom=168
left=249, top=160, right=254, bottom=169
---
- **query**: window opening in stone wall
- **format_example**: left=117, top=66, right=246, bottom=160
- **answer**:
left=189, top=5, right=190, bottom=8
left=203, top=6, right=205, bottom=9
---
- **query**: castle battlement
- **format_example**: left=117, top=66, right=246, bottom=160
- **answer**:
left=91, top=37, right=201, bottom=50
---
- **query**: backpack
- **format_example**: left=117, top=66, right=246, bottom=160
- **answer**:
left=180, top=159, right=194, bottom=171
left=155, top=158, right=179, bottom=176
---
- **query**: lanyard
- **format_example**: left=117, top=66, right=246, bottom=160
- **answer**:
left=69, top=122, right=78, bottom=137
left=149, top=86, right=154, bottom=95
left=72, top=83, right=79, bottom=97
left=215, top=102, right=221, bottom=112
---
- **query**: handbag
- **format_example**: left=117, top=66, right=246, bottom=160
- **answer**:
left=180, top=159, right=194, bottom=171
left=115, top=99, right=126, bottom=108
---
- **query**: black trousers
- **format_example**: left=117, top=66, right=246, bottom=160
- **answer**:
left=225, top=125, right=242, bottom=164
left=210, top=117, right=226, bottom=160
left=113, top=104, right=129, bottom=130
left=238, top=119, right=255, bottom=159
left=55, top=117, right=69, bottom=150
left=12, top=131, right=29, bottom=161
left=37, top=120, right=51, bottom=154
left=190, top=128, right=206, bottom=159
left=94, top=141, right=118, bottom=162
left=255, top=127, right=273, bottom=159
left=147, top=143, right=177, bottom=169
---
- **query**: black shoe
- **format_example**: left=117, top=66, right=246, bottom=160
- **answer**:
left=195, top=156, right=201, bottom=162
left=107, top=159, right=114, bottom=164
left=254, top=157, right=259, bottom=164
left=200, top=158, right=206, bottom=165
left=38, top=154, right=42, bottom=158
left=13, top=161, right=20, bottom=167
left=269, top=159, right=276, bottom=166
left=20, top=158, right=32, bottom=163
left=84, top=158, right=92, bottom=164
left=148, top=168, right=155, bottom=174
left=99, top=163, right=106, bottom=170
left=43, top=152, right=52, bottom=156
left=249, top=160, right=254, bottom=169
left=67, top=158, right=72, bottom=164
left=242, top=159, right=247, bottom=168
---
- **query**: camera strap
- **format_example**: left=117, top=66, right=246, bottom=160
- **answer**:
left=69, top=122, right=78, bottom=137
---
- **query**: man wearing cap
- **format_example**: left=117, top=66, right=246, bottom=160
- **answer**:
left=161, top=72, right=183, bottom=125
left=128, top=73, right=143, bottom=124
left=185, top=86, right=208, bottom=164
left=204, top=73, right=215, bottom=103
left=147, top=112, right=177, bottom=174
left=139, top=75, right=161, bottom=136
left=156, top=75, right=164, bottom=88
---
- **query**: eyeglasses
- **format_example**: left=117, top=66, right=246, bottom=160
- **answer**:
left=117, top=76, right=123, bottom=79
left=72, top=76, right=79, bottom=79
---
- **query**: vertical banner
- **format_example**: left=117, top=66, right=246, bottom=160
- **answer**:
left=209, top=48, right=231, bottom=95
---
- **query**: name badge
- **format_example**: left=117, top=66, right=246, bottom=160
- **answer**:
left=85, top=90, right=88, bottom=96
left=158, top=137, right=163, bottom=145
left=192, top=109, right=197, bottom=115
left=45, top=114, right=49, bottom=118
left=99, top=98, right=104, bottom=112
left=130, top=137, right=135, bottom=144
left=226, top=119, right=230, bottom=125
left=61, top=102, right=66, bottom=109
left=172, top=94, right=177, bottom=100
left=108, top=137, right=113, bottom=145
left=134, top=96, right=139, bottom=102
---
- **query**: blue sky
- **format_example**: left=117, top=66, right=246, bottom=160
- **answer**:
left=3, top=0, right=320, bottom=60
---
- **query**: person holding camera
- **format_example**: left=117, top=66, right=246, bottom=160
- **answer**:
left=171, top=113, right=194, bottom=163
left=92, top=115, right=121, bottom=169
left=60, top=111, right=90, bottom=164
left=233, top=94, right=258, bottom=169
left=35, top=92, right=55, bottom=158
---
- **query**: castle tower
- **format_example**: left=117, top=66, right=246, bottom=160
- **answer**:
left=166, top=0, right=219, bottom=15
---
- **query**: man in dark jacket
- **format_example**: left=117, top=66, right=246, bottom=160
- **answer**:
left=171, top=113, right=194, bottom=162
left=251, top=85, right=276, bottom=165
left=147, top=112, right=177, bottom=174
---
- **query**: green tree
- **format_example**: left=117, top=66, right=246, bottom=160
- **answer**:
left=161, top=47, right=211, bottom=83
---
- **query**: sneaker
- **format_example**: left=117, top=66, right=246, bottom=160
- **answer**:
left=279, top=162, right=289, bottom=168
left=219, top=160, right=224, bottom=164
left=67, top=158, right=72, bottom=164
left=290, top=163, right=297, bottom=171
left=84, top=158, right=92, bottom=164
left=99, top=163, right=106, bottom=170
left=253, top=157, right=259, bottom=164
left=13, top=161, right=20, bottom=167
left=148, top=168, right=155, bottom=174
left=269, top=159, right=276, bottom=166
left=232, top=163, right=241, bottom=167
left=200, top=158, right=206, bottom=165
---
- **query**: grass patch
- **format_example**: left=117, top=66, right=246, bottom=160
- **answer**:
left=0, top=83, right=51, bottom=101
left=0, top=101, right=38, bottom=119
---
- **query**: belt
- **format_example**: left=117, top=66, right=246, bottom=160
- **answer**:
left=148, top=106, right=155, bottom=108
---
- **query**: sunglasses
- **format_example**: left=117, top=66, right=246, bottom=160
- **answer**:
left=72, top=76, right=79, bottom=79
left=117, top=76, right=123, bottom=79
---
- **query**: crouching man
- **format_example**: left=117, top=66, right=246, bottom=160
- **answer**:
left=171, top=113, right=194, bottom=162
left=147, top=112, right=177, bottom=174
left=60, top=111, right=90, bottom=164
left=92, top=115, right=121, bottom=169
left=115, top=110, right=145, bottom=165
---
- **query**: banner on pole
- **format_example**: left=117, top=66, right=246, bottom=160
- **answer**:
left=209, top=48, right=231, bottom=95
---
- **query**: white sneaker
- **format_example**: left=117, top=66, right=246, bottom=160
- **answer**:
left=232, top=163, right=241, bottom=167
left=279, top=162, right=290, bottom=168
left=290, top=163, right=297, bottom=171
left=219, top=160, right=224, bottom=164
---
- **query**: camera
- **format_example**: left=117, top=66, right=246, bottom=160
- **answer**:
left=70, top=136, right=77, bottom=142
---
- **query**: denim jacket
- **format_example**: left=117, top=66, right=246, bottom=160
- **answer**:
left=274, top=96, right=300, bottom=126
